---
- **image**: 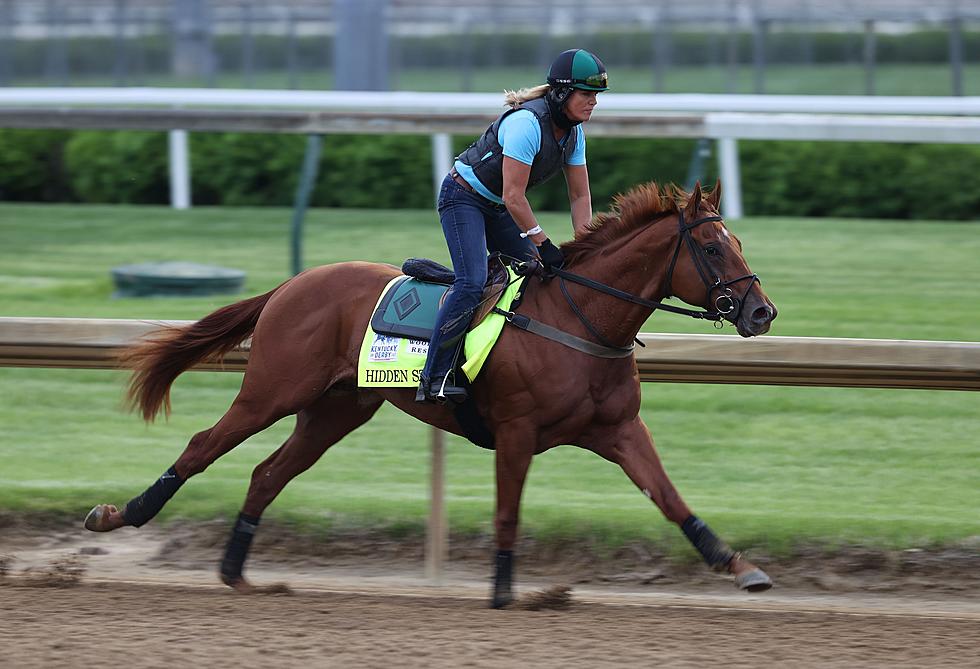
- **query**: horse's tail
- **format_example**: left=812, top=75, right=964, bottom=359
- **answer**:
left=121, top=287, right=280, bottom=422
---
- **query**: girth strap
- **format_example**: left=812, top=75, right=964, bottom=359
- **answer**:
left=493, top=307, right=635, bottom=359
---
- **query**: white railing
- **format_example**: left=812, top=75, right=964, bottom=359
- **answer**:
left=1, top=316, right=977, bottom=579
left=2, top=88, right=979, bottom=218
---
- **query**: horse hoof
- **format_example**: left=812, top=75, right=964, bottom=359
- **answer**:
left=221, top=574, right=254, bottom=594
left=735, top=568, right=773, bottom=592
left=83, top=504, right=119, bottom=532
left=489, top=593, right=513, bottom=609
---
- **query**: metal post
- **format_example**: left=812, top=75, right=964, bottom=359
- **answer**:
left=863, top=20, right=876, bottom=96
left=113, top=0, right=128, bottom=86
left=168, top=130, right=191, bottom=210
left=241, top=1, right=254, bottom=88
left=536, top=0, right=554, bottom=73
left=725, top=1, right=738, bottom=94
left=45, top=0, right=68, bottom=86
left=717, top=137, right=743, bottom=220
left=753, top=17, right=768, bottom=94
left=949, top=14, right=963, bottom=97
left=0, top=0, right=12, bottom=86
left=172, top=0, right=213, bottom=84
left=458, top=13, right=473, bottom=92
left=290, top=134, right=323, bottom=276
left=334, top=0, right=389, bottom=91
left=286, top=10, right=298, bottom=89
left=653, top=12, right=670, bottom=93
left=431, top=133, right=452, bottom=207
left=425, top=428, right=448, bottom=583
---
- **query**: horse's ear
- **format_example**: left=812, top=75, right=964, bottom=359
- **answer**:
left=685, top=181, right=703, bottom=217
left=707, top=179, right=722, bottom=212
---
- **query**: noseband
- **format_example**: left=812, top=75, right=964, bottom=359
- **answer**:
left=663, top=211, right=761, bottom=324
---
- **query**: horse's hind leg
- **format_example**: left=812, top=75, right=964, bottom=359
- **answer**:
left=593, top=416, right=773, bottom=592
left=84, top=392, right=295, bottom=533
left=219, top=388, right=384, bottom=590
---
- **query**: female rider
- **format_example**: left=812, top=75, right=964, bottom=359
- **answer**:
left=417, top=48, right=609, bottom=403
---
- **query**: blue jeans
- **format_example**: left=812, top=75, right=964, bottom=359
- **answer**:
left=421, top=175, right=537, bottom=386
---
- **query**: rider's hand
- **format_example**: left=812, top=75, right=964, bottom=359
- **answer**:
left=537, top=239, right=565, bottom=273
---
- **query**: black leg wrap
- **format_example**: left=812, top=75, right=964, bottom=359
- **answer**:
left=121, top=465, right=185, bottom=528
left=490, top=550, right=514, bottom=609
left=681, top=515, right=736, bottom=571
left=220, top=512, right=261, bottom=583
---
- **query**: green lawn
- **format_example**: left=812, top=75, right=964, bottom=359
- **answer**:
left=0, top=203, right=978, bottom=555
left=12, top=63, right=979, bottom=96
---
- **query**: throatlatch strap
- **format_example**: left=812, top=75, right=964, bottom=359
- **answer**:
left=122, top=465, right=185, bottom=528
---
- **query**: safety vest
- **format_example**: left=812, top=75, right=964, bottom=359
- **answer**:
left=456, top=97, right=578, bottom=198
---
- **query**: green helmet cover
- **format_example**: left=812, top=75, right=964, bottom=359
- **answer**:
left=547, top=49, right=609, bottom=91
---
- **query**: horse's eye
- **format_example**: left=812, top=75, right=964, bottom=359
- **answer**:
left=704, top=245, right=720, bottom=257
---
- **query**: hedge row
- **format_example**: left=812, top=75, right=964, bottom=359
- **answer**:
left=1, top=129, right=978, bottom=221
left=5, top=28, right=978, bottom=79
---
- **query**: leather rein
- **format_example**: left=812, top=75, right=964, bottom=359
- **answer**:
left=496, top=211, right=761, bottom=358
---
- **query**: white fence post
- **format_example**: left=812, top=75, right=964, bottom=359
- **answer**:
left=717, top=137, right=743, bottom=219
left=168, top=129, right=191, bottom=210
left=431, top=132, right=452, bottom=207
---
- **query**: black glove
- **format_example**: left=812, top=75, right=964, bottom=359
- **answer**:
left=537, top=239, right=565, bottom=274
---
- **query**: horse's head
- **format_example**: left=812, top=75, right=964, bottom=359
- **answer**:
left=667, top=181, right=777, bottom=337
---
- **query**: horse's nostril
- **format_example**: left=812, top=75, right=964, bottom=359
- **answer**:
left=752, top=305, right=772, bottom=323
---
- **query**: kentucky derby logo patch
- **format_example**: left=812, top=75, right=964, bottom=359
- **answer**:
left=368, top=334, right=400, bottom=362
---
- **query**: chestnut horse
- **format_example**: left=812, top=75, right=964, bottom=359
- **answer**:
left=85, top=181, right=777, bottom=607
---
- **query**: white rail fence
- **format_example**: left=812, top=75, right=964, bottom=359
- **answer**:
left=2, top=316, right=978, bottom=579
left=2, top=89, right=979, bottom=219
left=2, top=317, right=979, bottom=391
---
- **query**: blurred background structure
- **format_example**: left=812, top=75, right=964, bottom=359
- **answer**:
left=0, top=0, right=976, bottom=95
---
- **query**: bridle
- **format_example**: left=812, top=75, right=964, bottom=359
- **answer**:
left=662, top=210, right=761, bottom=324
left=496, top=209, right=762, bottom=357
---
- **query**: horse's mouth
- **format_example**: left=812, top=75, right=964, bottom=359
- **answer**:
left=736, top=319, right=772, bottom=338
left=734, top=302, right=777, bottom=337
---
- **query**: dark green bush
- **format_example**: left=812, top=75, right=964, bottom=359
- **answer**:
left=63, top=131, right=168, bottom=204
left=0, top=129, right=73, bottom=202
left=313, top=134, right=433, bottom=209
left=4, top=129, right=978, bottom=220
left=191, top=133, right=307, bottom=206
left=739, top=141, right=980, bottom=220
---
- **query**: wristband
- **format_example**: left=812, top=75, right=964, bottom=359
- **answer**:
left=519, top=225, right=543, bottom=238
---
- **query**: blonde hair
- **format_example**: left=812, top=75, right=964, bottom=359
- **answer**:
left=503, top=84, right=550, bottom=109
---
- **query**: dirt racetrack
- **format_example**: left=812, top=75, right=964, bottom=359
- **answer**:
left=2, top=520, right=978, bottom=668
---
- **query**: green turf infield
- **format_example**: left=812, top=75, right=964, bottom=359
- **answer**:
left=0, top=202, right=977, bottom=555
left=10, top=63, right=980, bottom=96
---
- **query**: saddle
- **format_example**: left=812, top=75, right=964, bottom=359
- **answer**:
left=370, top=256, right=512, bottom=341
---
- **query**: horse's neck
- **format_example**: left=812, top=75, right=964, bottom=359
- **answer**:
left=561, top=221, right=675, bottom=346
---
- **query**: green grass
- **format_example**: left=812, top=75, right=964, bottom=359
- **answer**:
left=0, top=203, right=978, bottom=554
left=11, top=63, right=980, bottom=96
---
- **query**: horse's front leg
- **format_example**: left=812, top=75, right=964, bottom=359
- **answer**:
left=593, top=415, right=772, bottom=592
left=490, top=423, right=536, bottom=609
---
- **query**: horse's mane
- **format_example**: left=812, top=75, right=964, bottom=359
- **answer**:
left=561, top=182, right=691, bottom=263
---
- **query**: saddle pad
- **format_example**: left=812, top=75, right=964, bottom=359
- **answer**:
left=370, top=276, right=448, bottom=342
left=358, top=268, right=522, bottom=387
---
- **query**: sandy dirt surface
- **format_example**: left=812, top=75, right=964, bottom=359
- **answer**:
left=1, top=518, right=978, bottom=668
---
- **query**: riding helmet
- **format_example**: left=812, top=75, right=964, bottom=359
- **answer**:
left=546, top=49, right=609, bottom=91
